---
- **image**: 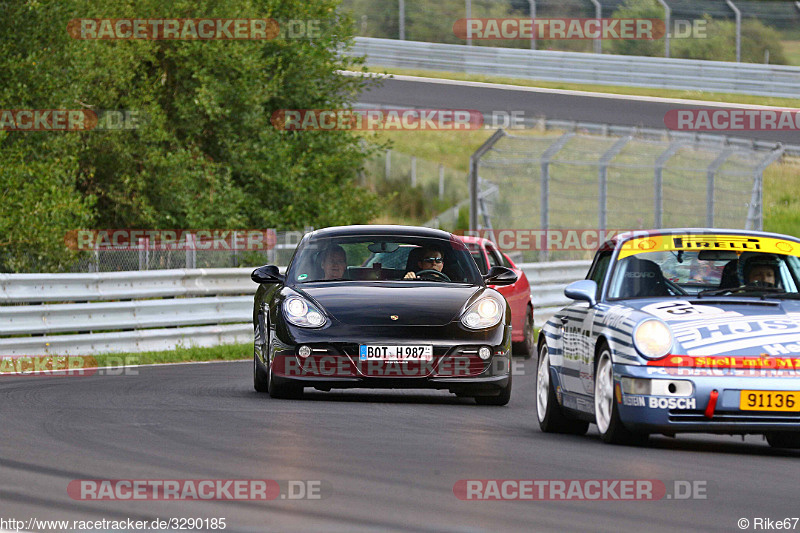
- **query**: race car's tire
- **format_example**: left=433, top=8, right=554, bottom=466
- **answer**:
left=267, top=359, right=303, bottom=400
left=475, top=371, right=512, bottom=406
left=513, top=307, right=535, bottom=359
left=766, top=431, right=800, bottom=449
left=536, top=343, right=589, bottom=435
left=253, top=352, right=269, bottom=393
left=594, top=345, right=648, bottom=446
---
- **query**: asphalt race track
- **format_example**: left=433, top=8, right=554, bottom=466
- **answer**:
left=1, top=360, right=798, bottom=532
left=359, top=76, right=800, bottom=145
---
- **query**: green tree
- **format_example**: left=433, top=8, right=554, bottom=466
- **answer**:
left=0, top=0, right=380, bottom=272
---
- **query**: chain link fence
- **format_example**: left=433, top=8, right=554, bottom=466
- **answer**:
left=472, top=123, right=787, bottom=261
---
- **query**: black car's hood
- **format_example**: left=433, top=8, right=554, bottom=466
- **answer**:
left=295, top=282, right=483, bottom=326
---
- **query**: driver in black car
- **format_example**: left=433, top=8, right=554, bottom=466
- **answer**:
left=403, top=247, right=444, bottom=280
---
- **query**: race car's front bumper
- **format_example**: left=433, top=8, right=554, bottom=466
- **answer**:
left=614, top=364, right=800, bottom=434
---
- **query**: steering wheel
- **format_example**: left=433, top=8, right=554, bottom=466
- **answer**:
left=415, top=269, right=451, bottom=282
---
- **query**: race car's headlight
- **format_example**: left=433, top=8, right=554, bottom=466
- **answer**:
left=461, top=297, right=503, bottom=330
left=284, top=296, right=327, bottom=328
left=633, top=319, right=673, bottom=360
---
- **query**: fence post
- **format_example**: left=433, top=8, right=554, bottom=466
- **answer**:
left=539, top=132, right=575, bottom=260
left=589, top=0, right=602, bottom=54
left=747, top=146, right=784, bottom=231
left=598, top=136, right=631, bottom=230
left=656, top=0, right=670, bottom=58
left=411, top=156, right=417, bottom=187
left=438, top=164, right=445, bottom=199
left=725, top=0, right=742, bottom=62
left=385, top=149, right=391, bottom=179
left=653, top=142, right=685, bottom=228
left=399, top=0, right=405, bottom=40
left=528, top=0, right=536, bottom=50
left=465, top=0, right=472, bottom=46
left=469, top=129, right=507, bottom=232
left=705, top=148, right=735, bottom=227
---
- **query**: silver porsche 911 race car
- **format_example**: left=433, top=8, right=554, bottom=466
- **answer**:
left=537, top=228, right=800, bottom=447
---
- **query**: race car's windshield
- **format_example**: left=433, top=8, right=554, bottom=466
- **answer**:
left=607, top=242, right=800, bottom=299
left=287, top=234, right=483, bottom=285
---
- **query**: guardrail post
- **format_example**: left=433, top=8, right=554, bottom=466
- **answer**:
left=469, top=129, right=507, bottom=232
left=656, top=0, right=670, bottom=58
left=654, top=141, right=685, bottom=228
left=747, top=146, right=784, bottom=231
left=539, top=132, right=575, bottom=261
left=705, top=148, right=735, bottom=227
left=598, top=136, right=631, bottom=230
left=725, top=0, right=742, bottom=62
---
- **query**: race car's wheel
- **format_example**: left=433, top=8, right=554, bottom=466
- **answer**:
left=536, top=343, right=589, bottom=435
left=594, top=345, right=648, bottom=445
left=513, top=307, right=535, bottom=358
left=766, top=431, right=800, bottom=449
left=267, top=358, right=303, bottom=400
left=475, top=371, right=512, bottom=406
left=253, top=352, right=269, bottom=393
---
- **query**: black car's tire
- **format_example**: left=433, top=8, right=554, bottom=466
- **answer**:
left=475, top=371, right=512, bottom=406
left=536, top=343, right=589, bottom=435
left=267, top=360, right=303, bottom=399
left=513, top=307, right=535, bottom=358
left=594, top=345, right=648, bottom=445
left=253, top=353, right=269, bottom=393
left=766, top=431, right=800, bottom=448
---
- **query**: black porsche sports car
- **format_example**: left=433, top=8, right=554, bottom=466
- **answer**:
left=251, top=225, right=518, bottom=404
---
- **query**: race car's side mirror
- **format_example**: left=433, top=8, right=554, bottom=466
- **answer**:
left=251, top=265, right=285, bottom=284
left=484, top=266, right=518, bottom=286
left=564, top=280, right=597, bottom=307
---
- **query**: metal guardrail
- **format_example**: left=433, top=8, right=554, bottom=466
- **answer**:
left=0, top=263, right=589, bottom=355
left=348, top=37, right=800, bottom=99
left=521, top=260, right=591, bottom=327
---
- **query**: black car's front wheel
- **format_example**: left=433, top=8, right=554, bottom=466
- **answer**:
left=267, top=358, right=303, bottom=399
left=253, top=353, right=269, bottom=393
left=474, top=371, right=512, bottom=406
left=766, top=431, right=800, bottom=449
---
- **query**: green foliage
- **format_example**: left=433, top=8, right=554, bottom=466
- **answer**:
left=0, top=0, right=381, bottom=272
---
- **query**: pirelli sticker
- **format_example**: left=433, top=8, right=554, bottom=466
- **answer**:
left=617, top=234, right=800, bottom=259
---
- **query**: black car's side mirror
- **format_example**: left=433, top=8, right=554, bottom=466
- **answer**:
left=483, top=266, right=518, bottom=286
left=251, top=265, right=285, bottom=284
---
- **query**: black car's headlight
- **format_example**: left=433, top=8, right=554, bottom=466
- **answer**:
left=284, top=296, right=327, bottom=328
left=633, top=319, right=673, bottom=360
left=461, top=296, right=504, bottom=330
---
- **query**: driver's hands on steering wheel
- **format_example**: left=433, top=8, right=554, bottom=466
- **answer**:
left=403, top=271, right=417, bottom=280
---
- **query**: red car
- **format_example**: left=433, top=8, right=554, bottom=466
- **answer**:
left=461, top=236, right=535, bottom=357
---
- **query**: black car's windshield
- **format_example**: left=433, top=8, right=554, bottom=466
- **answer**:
left=287, top=234, right=483, bottom=285
left=607, top=238, right=800, bottom=299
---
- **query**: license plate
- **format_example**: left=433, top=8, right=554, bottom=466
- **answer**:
left=359, top=345, right=433, bottom=361
left=740, top=390, right=800, bottom=411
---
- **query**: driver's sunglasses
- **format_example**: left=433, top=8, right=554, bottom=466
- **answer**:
left=423, top=257, right=443, bottom=264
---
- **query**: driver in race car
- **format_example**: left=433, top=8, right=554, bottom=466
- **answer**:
left=403, top=247, right=444, bottom=280
left=744, top=254, right=780, bottom=288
